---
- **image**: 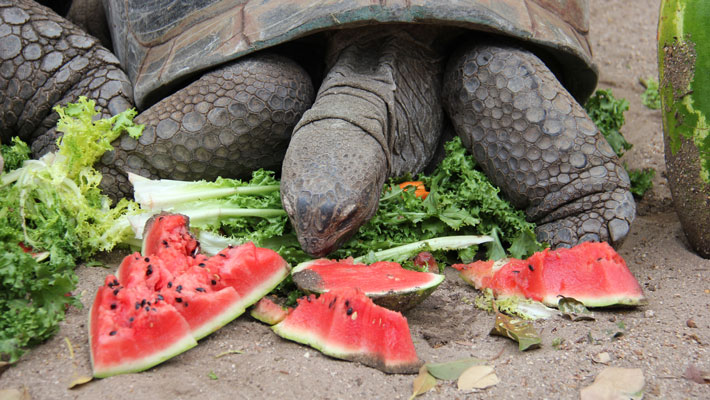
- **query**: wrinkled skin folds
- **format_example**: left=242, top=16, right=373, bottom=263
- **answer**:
left=3, top=1, right=636, bottom=257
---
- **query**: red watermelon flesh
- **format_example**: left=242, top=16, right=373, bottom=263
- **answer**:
left=90, top=213, right=290, bottom=377
left=452, top=241, right=646, bottom=307
left=291, top=258, right=444, bottom=312
left=272, top=288, right=422, bottom=374
left=89, top=275, right=197, bottom=378
left=141, top=212, right=199, bottom=271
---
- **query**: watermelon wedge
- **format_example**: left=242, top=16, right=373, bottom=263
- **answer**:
left=90, top=213, right=290, bottom=377
left=250, top=296, right=291, bottom=325
left=89, top=275, right=197, bottom=378
left=272, top=288, right=422, bottom=374
left=452, top=242, right=646, bottom=307
left=292, top=258, right=444, bottom=311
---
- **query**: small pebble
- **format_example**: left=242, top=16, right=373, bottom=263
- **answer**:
left=644, top=310, right=655, bottom=318
left=686, top=318, right=697, bottom=328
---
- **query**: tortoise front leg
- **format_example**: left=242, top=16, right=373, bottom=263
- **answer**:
left=0, top=0, right=133, bottom=155
left=98, top=53, right=314, bottom=198
left=444, top=40, right=635, bottom=248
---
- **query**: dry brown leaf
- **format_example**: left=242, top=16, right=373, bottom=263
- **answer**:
left=0, top=387, right=30, bottom=400
left=67, top=375, right=93, bottom=390
left=409, top=365, right=436, bottom=400
left=683, top=364, right=710, bottom=384
left=457, top=365, right=499, bottom=390
left=580, top=367, right=644, bottom=400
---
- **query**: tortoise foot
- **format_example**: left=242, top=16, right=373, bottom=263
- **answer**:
left=444, top=39, right=635, bottom=248
left=98, top=53, right=314, bottom=198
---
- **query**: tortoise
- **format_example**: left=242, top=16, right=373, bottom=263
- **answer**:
left=2, top=0, right=636, bottom=257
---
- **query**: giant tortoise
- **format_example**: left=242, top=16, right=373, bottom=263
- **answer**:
left=1, top=0, right=636, bottom=257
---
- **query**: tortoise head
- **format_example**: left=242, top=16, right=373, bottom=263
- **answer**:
left=281, top=180, right=382, bottom=258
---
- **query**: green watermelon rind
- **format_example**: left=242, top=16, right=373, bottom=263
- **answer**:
left=88, top=302, right=199, bottom=379
left=292, top=260, right=445, bottom=312
left=272, top=317, right=421, bottom=374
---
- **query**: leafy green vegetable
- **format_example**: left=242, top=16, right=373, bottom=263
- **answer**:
left=330, top=137, right=542, bottom=263
left=627, top=165, right=656, bottom=197
left=640, top=77, right=661, bottom=109
left=0, top=97, right=143, bottom=362
left=1, top=137, right=31, bottom=172
left=474, top=289, right=557, bottom=320
left=585, top=89, right=656, bottom=197
left=584, top=89, right=632, bottom=157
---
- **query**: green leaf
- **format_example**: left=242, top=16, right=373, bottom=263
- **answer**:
left=490, top=312, right=541, bottom=351
left=558, top=297, right=596, bottom=321
left=640, top=77, right=661, bottom=109
left=585, top=89, right=632, bottom=157
left=1, top=137, right=31, bottom=172
left=627, top=165, right=656, bottom=197
left=426, top=357, right=487, bottom=380
left=207, top=371, right=218, bottom=380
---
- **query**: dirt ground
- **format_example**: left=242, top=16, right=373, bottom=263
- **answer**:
left=2, top=0, right=710, bottom=399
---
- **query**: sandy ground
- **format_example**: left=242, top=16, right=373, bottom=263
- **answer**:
left=2, top=0, right=710, bottom=399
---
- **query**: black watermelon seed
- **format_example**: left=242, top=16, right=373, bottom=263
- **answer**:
left=183, top=302, right=189, bottom=307
left=113, top=279, right=119, bottom=286
left=528, top=264, right=534, bottom=271
left=176, top=285, right=182, bottom=293
left=167, top=281, right=173, bottom=288
left=146, top=265, right=153, bottom=276
left=108, top=281, right=114, bottom=288
left=306, top=296, right=312, bottom=302
left=145, top=306, right=150, bottom=312
left=109, top=330, right=117, bottom=336
left=135, top=302, right=140, bottom=310
left=175, top=297, right=183, bottom=303
left=110, top=303, right=117, bottom=310
left=219, top=253, right=227, bottom=258
left=144, top=257, right=150, bottom=262
left=597, top=257, right=603, bottom=262
left=141, top=299, right=146, bottom=307
left=162, top=240, right=169, bottom=248
left=346, top=307, right=354, bottom=316
left=198, top=263, right=206, bottom=268
left=113, top=289, right=120, bottom=296
left=345, top=300, right=349, bottom=307
left=512, top=270, right=520, bottom=274
left=157, top=294, right=164, bottom=301
left=196, top=287, right=205, bottom=292
left=152, top=307, right=157, bottom=312
left=159, top=216, right=163, bottom=220
left=328, top=299, right=337, bottom=309
left=211, top=280, right=217, bottom=285
left=129, top=317, right=134, bottom=322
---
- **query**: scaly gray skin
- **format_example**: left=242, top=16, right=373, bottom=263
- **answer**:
left=0, top=0, right=133, bottom=155
left=281, top=27, right=634, bottom=256
left=4, top=2, right=635, bottom=258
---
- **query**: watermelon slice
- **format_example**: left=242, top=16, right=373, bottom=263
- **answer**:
left=250, top=296, right=291, bottom=325
left=272, top=288, right=422, bottom=374
left=90, top=213, right=290, bottom=377
left=292, top=258, right=444, bottom=311
left=89, top=275, right=197, bottom=378
left=452, top=241, right=646, bottom=307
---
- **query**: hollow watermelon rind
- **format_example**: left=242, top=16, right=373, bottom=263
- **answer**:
left=250, top=296, right=291, bottom=325
left=292, top=258, right=444, bottom=312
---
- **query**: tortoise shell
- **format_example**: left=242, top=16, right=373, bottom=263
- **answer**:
left=104, top=0, right=596, bottom=109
